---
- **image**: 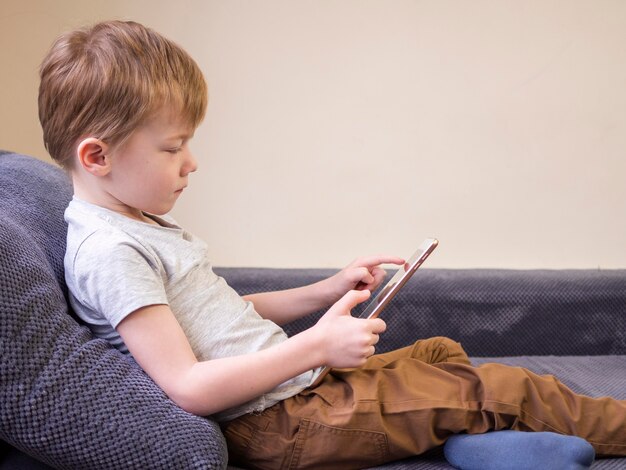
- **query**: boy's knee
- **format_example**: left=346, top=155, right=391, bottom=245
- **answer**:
left=411, top=337, right=470, bottom=365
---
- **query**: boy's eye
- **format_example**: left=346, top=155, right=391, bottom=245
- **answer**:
left=166, top=147, right=182, bottom=154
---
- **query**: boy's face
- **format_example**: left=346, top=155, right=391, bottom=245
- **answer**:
left=104, top=107, right=197, bottom=218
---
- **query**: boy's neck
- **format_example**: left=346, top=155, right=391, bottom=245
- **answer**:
left=72, top=172, right=157, bottom=225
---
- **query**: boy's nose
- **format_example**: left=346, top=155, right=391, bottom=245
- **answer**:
left=183, top=150, right=198, bottom=175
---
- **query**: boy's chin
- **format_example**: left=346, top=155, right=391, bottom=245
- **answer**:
left=144, top=203, right=175, bottom=216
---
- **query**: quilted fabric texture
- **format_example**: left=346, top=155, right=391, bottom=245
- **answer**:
left=0, top=153, right=227, bottom=469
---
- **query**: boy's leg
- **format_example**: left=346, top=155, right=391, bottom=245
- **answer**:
left=371, top=337, right=596, bottom=470
left=224, top=339, right=626, bottom=469
left=402, top=338, right=597, bottom=470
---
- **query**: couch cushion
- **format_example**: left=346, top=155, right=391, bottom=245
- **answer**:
left=0, top=153, right=227, bottom=469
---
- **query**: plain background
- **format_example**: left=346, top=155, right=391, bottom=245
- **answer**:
left=1, top=0, right=625, bottom=269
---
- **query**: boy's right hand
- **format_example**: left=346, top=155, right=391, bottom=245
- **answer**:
left=314, top=289, right=386, bottom=369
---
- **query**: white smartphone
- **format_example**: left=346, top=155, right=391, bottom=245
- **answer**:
left=309, top=238, right=439, bottom=387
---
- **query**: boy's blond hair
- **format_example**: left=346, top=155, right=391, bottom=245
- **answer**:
left=38, top=20, right=208, bottom=168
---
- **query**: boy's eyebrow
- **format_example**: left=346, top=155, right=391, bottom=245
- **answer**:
left=165, top=131, right=194, bottom=141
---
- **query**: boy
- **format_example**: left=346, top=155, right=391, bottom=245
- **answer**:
left=39, top=20, right=623, bottom=469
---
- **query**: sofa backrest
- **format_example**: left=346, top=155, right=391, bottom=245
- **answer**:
left=218, top=266, right=626, bottom=357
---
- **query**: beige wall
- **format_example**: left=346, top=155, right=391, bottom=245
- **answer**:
left=2, top=1, right=625, bottom=269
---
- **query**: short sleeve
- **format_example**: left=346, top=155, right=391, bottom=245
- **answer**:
left=69, top=230, right=169, bottom=329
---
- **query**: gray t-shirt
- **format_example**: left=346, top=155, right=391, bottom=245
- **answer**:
left=64, top=197, right=315, bottom=421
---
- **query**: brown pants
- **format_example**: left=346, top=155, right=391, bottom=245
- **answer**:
left=223, top=337, right=626, bottom=469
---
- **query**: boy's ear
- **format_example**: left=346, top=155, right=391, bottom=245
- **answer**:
left=76, top=137, right=111, bottom=176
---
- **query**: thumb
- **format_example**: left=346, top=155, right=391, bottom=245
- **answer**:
left=328, top=289, right=371, bottom=317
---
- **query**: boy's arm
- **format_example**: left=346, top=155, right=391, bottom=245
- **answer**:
left=244, top=255, right=404, bottom=325
left=116, top=289, right=384, bottom=416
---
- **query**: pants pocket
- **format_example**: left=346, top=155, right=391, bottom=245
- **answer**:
left=289, top=418, right=390, bottom=470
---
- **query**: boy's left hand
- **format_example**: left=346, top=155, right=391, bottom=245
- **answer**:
left=326, top=255, right=405, bottom=303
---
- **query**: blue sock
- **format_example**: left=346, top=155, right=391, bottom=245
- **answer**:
left=443, top=431, right=595, bottom=470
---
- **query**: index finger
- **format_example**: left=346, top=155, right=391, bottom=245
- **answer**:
left=352, top=255, right=405, bottom=268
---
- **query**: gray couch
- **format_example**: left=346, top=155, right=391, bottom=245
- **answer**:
left=1, top=151, right=625, bottom=469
